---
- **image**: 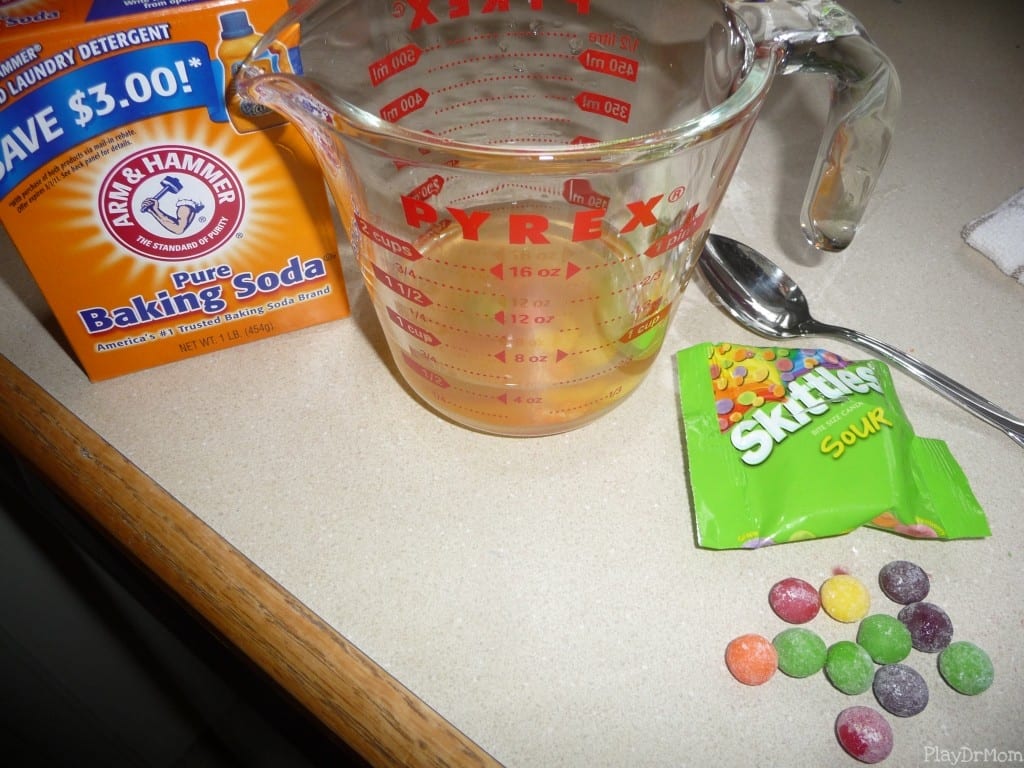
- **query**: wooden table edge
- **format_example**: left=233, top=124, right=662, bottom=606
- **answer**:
left=0, top=353, right=501, bottom=768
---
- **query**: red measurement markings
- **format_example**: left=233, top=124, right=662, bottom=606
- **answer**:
left=369, top=44, right=423, bottom=86
left=433, top=76, right=575, bottom=98
left=619, top=305, right=670, bottom=343
left=587, top=30, right=639, bottom=53
left=497, top=392, right=543, bottom=405
left=429, top=82, right=576, bottom=135
left=401, top=351, right=450, bottom=388
left=553, top=382, right=625, bottom=416
left=644, top=205, right=707, bottom=258
left=380, top=87, right=429, bottom=122
left=575, top=91, right=631, bottom=123
left=577, top=49, right=638, bottom=82
left=426, top=50, right=576, bottom=77
left=443, top=180, right=558, bottom=210
left=387, top=307, right=441, bottom=345
left=493, top=310, right=555, bottom=326
left=493, top=349, right=569, bottom=363
left=489, top=263, right=578, bottom=280
left=562, top=178, right=609, bottom=209
left=356, top=215, right=423, bottom=261
left=372, top=263, right=432, bottom=306
left=394, top=130, right=438, bottom=170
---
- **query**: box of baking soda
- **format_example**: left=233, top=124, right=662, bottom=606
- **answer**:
left=0, top=0, right=349, bottom=379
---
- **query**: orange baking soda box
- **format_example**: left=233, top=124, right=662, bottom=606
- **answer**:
left=0, top=0, right=349, bottom=380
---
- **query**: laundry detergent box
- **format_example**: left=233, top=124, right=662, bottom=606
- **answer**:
left=0, top=0, right=349, bottom=380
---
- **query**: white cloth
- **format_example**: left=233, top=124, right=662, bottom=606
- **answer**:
left=962, top=187, right=1024, bottom=284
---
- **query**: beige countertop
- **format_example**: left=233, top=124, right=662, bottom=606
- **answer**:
left=2, top=1, right=1023, bottom=765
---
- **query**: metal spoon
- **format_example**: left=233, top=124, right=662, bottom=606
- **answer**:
left=698, top=233, right=1024, bottom=448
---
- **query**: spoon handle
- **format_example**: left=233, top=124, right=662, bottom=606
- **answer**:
left=810, top=321, right=1024, bottom=448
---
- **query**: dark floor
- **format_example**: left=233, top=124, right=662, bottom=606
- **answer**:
left=0, top=444, right=370, bottom=767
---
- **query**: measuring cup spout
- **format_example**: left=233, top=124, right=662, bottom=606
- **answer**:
left=234, top=2, right=367, bottom=212
left=238, top=70, right=310, bottom=127
left=734, top=1, right=900, bottom=250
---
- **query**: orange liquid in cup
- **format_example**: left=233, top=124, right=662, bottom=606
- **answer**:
left=358, top=204, right=685, bottom=436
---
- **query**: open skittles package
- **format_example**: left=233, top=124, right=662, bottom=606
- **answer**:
left=676, top=342, right=990, bottom=549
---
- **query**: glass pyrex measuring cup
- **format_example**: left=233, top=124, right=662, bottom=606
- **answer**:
left=237, top=0, right=899, bottom=437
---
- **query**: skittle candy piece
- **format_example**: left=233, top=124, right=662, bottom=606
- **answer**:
left=835, top=706, right=893, bottom=764
left=820, top=574, right=871, bottom=623
left=825, top=641, right=875, bottom=695
left=878, top=560, right=930, bottom=604
left=873, top=663, right=929, bottom=717
left=938, top=642, right=994, bottom=695
left=769, top=577, right=821, bottom=624
left=898, top=602, right=954, bottom=653
left=773, top=627, right=827, bottom=678
left=725, top=634, right=778, bottom=686
left=857, top=614, right=913, bottom=664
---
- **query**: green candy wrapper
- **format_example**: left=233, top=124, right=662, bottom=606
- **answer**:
left=676, top=342, right=990, bottom=549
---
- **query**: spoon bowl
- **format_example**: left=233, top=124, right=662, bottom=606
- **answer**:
left=697, top=234, right=1024, bottom=448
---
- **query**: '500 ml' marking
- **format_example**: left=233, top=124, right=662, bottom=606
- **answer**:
left=370, top=44, right=423, bottom=86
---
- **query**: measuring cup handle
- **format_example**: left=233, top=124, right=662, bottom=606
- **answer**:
left=734, top=1, right=900, bottom=250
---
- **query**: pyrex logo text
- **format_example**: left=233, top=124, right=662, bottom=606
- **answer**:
left=402, top=194, right=666, bottom=245
left=404, top=0, right=590, bottom=30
